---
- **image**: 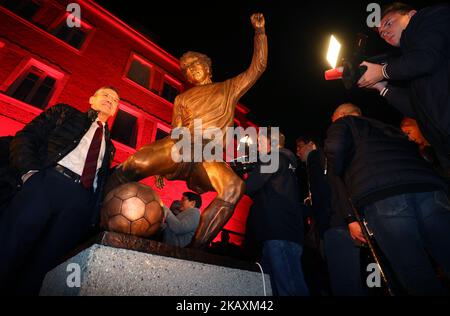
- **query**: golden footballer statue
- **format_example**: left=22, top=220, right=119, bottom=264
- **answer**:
left=105, top=13, right=268, bottom=249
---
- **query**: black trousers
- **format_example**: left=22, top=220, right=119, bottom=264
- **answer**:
left=0, top=168, right=96, bottom=295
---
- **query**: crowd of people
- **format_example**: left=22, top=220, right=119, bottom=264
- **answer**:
left=241, top=2, right=450, bottom=296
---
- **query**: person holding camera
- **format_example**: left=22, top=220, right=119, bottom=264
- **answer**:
left=358, top=2, right=450, bottom=175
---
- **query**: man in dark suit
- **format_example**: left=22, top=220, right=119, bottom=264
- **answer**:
left=0, top=86, right=118, bottom=295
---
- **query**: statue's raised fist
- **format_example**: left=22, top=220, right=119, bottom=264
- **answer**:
left=251, top=13, right=265, bottom=30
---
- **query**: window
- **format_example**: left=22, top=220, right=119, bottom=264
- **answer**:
left=1, top=0, right=40, bottom=21
left=111, top=110, right=138, bottom=148
left=155, top=128, right=169, bottom=141
left=51, top=18, right=89, bottom=49
left=6, top=66, right=56, bottom=109
left=32, top=2, right=62, bottom=30
left=161, top=81, right=179, bottom=103
left=126, top=57, right=151, bottom=89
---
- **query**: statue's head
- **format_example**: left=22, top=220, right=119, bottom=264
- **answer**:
left=180, top=51, right=212, bottom=85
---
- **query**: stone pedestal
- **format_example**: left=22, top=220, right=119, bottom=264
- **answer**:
left=40, top=232, right=271, bottom=296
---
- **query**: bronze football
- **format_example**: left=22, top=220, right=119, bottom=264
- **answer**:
left=101, top=182, right=163, bottom=238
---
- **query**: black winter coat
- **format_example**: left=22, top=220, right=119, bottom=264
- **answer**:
left=245, top=148, right=305, bottom=249
left=305, top=149, right=356, bottom=230
left=325, top=116, right=446, bottom=208
left=385, top=5, right=450, bottom=167
left=1, top=104, right=115, bottom=225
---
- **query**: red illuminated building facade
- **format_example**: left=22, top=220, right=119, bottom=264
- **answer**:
left=0, top=0, right=257, bottom=245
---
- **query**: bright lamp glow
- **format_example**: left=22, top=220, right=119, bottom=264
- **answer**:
left=240, top=136, right=253, bottom=145
left=237, top=135, right=253, bottom=152
left=326, top=35, right=341, bottom=69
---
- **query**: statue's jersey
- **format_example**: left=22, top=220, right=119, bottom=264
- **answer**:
left=173, top=79, right=237, bottom=136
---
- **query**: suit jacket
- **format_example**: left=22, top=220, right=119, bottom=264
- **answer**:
left=1, top=103, right=115, bottom=227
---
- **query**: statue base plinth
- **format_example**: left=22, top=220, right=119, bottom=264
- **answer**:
left=40, top=232, right=271, bottom=296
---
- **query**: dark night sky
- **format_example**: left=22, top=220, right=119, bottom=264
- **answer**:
left=95, top=0, right=445, bottom=151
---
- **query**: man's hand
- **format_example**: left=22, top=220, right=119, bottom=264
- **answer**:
left=155, top=175, right=165, bottom=189
left=161, top=203, right=168, bottom=223
left=357, top=62, right=384, bottom=88
left=348, top=221, right=367, bottom=244
left=155, top=194, right=164, bottom=208
left=251, top=13, right=265, bottom=30
left=154, top=194, right=167, bottom=222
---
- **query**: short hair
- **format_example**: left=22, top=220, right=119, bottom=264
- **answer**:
left=400, top=117, right=418, bottom=128
left=170, top=200, right=182, bottom=212
left=95, top=85, right=120, bottom=98
left=180, top=51, right=212, bottom=76
left=296, top=134, right=322, bottom=147
left=262, top=127, right=284, bottom=148
left=183, top=191, right=202, bottom=209
left=333, top=103, right=362, bottom=117
left=381, top=2, right=416, bottom=20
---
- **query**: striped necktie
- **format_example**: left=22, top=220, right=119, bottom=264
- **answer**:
left=80, top=121, right=103, bottom=188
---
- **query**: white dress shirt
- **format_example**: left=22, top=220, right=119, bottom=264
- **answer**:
left=58, top=119, right=106, bottom=190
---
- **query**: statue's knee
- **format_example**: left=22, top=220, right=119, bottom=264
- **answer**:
left=235, top=178, right=245, bottom=196
left=221, top=177, right=245, bottom=204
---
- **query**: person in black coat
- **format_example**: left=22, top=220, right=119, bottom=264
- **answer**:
left=297, top=140, right=365, bottom=296
left=0, top=136, right=18, bottom=211
left=358, top=3, right=450, bottom=173
left=244, top=130, right=309, bottom=296
left=296, top=136, right=331, bottom=296
left=325, top=110, right=450, bottom=295
left=0, top=86, right=118, bottom=295
left=297, top=104, right=367, bottom=296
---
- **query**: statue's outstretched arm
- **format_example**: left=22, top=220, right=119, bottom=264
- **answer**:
left=231, top=13, right=268, bottom=100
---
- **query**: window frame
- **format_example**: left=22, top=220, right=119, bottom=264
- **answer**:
left=109, top=102, right=144, bottom=150
left=152, top=121, right=171, bottom=143
left=122, top=53, right=156, bottom=94
left=122, top=53, right=185, bottom=108
left=0, top=1, right=95, bottom=55
left=0, top=0, right=42, bottom=22
left=160, top=73, right=182, bottom=104
left=47, top=10, right=95, bottom=53
left=1, top=57, right=66, bottom=111
left=7, top=67, right=55, bottom=108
